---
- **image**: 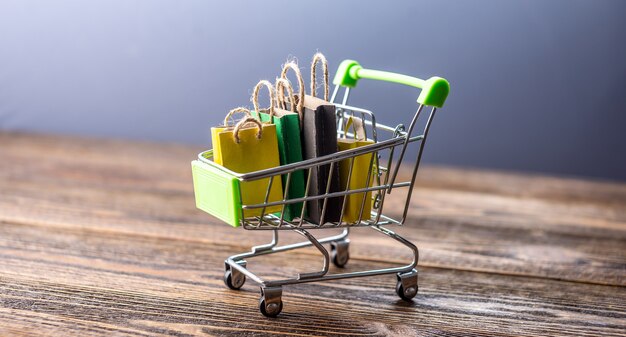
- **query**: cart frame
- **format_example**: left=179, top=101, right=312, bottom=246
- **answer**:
left=194, top=60, right=449, bottom=317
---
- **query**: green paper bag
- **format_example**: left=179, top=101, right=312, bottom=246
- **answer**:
left=251, top=79, right=305, bottom=221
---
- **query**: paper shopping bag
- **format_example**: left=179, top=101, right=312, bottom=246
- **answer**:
left=211, top=107, right=250, bottom=165
left=337, top=116, right=375, bottom=223
left=250, top=79, right=305, bottom=221
left=281, top=56, right=342, bottom=224
left=215, top=114, right=284, bottom=218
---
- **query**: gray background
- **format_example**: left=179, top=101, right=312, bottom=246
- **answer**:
left=1, top=0, right=625, bottom=181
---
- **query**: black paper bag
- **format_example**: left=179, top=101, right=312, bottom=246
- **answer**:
left=281, top=53, right=343, bottom=224
left=281, top=56, right=342, bottom=224
left=300, top=95, right=342, bottom=223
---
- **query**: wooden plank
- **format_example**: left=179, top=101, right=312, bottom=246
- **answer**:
left=1, top=221, right=624, bottom=337
left=1, top=132, right=624, bottom=285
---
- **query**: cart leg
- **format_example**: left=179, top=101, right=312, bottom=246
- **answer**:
left=251, top=230, right=279, bottom=253
left=370, top=225, right=419, bottom=270
left=396, top=269, right=418, bottom=301
left=291, top=228, right=330, bottom=280
left=259, top=286, right=283, bottom=317
left=223, top=260, right=246, bottom=290
left=368, top=226, right=419, bottom=300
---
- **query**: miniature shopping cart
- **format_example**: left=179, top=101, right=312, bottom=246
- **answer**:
left=192, top=59, right=449, bottom=317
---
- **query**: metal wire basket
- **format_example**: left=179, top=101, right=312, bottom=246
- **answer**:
left=192, top=59, right=449, bottom=317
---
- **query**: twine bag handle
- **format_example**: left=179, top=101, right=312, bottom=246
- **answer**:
left=233, top=117, right=263, bottom=144
left=342, top=116, right=367, bottom=141
left=252, top=80, right=276, bottom=119
left=311, top=52, right=329, bottom=101
left=275, top=78, right=296, bottom=112
left=280, top=62, right=305, bottom=119
left=223, top=107, right=252, bottom=127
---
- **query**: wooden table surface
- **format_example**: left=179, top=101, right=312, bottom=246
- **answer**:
left=0, top=132, right=624, bottom=336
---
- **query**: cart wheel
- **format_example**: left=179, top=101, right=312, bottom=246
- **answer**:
left=223, top=269, right=245, bottom=290
left=330, top=240, right=350, bottom=268
left=259, top=296, right=283, bottom=317
left=396, top=269, right=418, bottom=301
left=395, top=281, right=417, bottom=301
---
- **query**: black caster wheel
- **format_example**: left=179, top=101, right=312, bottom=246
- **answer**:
left=330, top=240, right=350, bottom=268
left=259, top=296, right=283, bottom=317
left=223, top=269, right=245, bottom=290
left=395, top=279, right=418, bottom=301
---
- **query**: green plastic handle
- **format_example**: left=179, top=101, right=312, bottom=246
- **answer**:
left=333, top=60, right=450, bottom=108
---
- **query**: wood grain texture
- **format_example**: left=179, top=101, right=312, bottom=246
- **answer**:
left=0, top=131, right=625, bottom=336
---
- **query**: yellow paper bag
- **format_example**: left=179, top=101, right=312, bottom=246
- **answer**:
left=215, top=115, right=283, bottom=217
left=338, top=116, right=375, bottom=223
left=211, top=107, right=251, bottom=165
